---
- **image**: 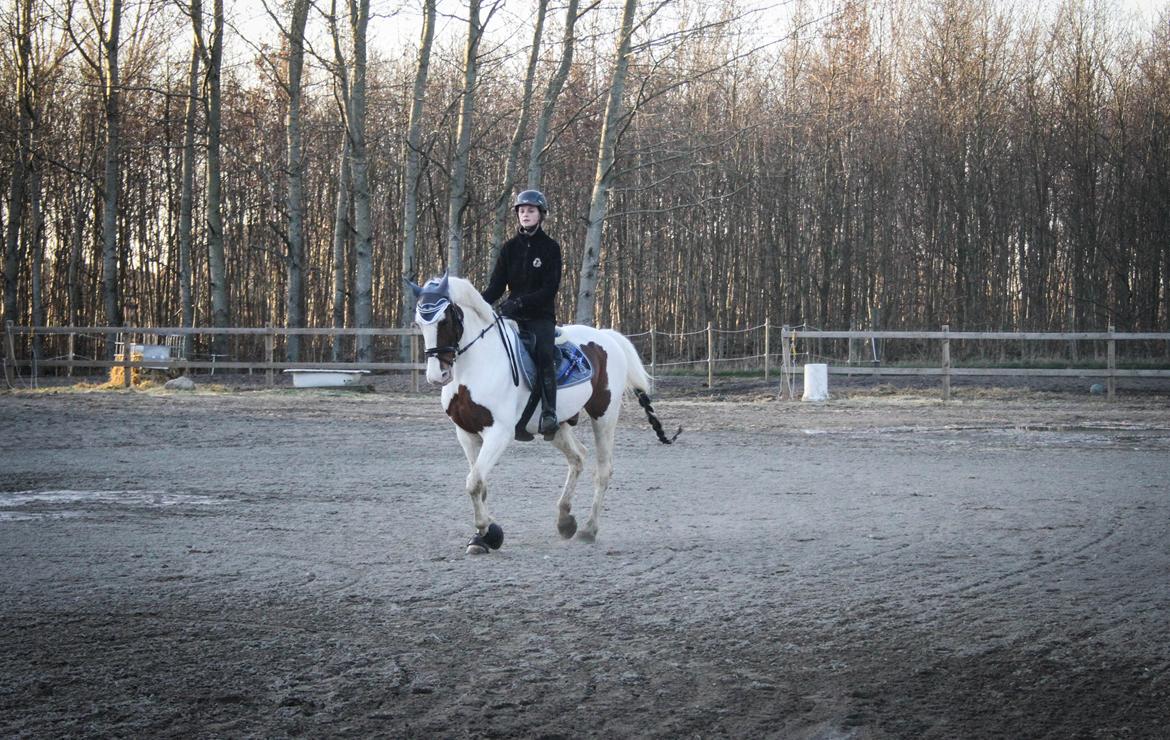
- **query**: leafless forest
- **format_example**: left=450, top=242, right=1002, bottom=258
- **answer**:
left=2, top=0, right=1168, bottom=364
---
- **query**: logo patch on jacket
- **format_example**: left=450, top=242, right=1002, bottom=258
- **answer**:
left=532, top=257, right=542, bottom=268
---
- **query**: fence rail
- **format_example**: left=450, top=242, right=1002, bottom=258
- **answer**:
left=5, top=320, right=1170, bottom=401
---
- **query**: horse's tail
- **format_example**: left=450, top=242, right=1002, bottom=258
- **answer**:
left=603, top=329, right=681, bottom=445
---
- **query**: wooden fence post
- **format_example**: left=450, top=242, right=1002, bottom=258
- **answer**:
left=650, top=324, right=656, bottom=378
left=1107, top=324, right=1116, bottom=401
left=764, top=318, right=770, bottom=381
left=121, top=329, right=132, bottom=388
left=707, top=321, right=714, bottom=388
left=4, top=321, right=16, bottom=386
left=411, top=333, right=419, bottom=393
left=265, top=324, right=275, bottom=387
left=941, top=324, right=951, bottom=402
left=779, top=325, right=792, bottom=400
left=67, top=332, right=75, bottom=377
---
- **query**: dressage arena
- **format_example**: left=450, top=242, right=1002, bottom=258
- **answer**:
left=2, top=382, right=1168, bottom=737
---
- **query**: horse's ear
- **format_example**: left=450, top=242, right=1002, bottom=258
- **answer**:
left=437, top=272, right=450, bottom=294
left=403, top=274, right=423, bottom=299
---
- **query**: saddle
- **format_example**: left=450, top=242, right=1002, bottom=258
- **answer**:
left=512, top=327, right=592, bottom=390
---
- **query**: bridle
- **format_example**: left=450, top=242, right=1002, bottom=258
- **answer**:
left=422, top=303, right=520, bottom=386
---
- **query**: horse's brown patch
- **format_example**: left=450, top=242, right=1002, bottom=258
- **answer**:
left=581, top=342, right=611, bottom=419
left=431, top=304, right=464, bottom=367
left=446, top=384, right=494, bottom=433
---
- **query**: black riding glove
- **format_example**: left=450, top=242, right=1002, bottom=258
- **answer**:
left=498, top=298, right=521, bottom=317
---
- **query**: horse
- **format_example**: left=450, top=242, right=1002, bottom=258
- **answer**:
left=407, top=274, right=679, bottom=554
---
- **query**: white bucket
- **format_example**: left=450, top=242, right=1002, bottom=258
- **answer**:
left=802, top=363, right=829, bottom=401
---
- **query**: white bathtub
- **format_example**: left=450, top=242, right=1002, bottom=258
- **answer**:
left=283, top=369, right=371, bottom=388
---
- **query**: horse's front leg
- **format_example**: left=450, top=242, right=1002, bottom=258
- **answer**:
left=458, top=426, right=512, bottom=553
left=549, top=425, right=587, bottom=538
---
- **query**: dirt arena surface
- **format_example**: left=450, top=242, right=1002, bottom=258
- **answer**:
left=2, top=378, right=1169, bottom=738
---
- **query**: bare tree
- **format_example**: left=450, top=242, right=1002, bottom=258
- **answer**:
left=178, top=0, right=201, bottom=357
left=3, top=0, right=35, bottom=328
left=2, top=0, right=1168, bottom=361
left=194, top=0, right=228, bottom=355
left=330, top=135, right=350, bottom=361
left=281, top=0, right=311, bottom=361
left=60, top=0, right=126, bottom=343
left=400, top=0, right=436, bottom=335
left=527, top=0, right=585, bottom=191
left=332, top=0, right=372, bottom=360
left=446, top=0, right=498, bottom=277
left=488, top=0, right=548, bottom=262
left=100, top=0, right=123, bottom=339
left=575, top=0, right=637, bottom=325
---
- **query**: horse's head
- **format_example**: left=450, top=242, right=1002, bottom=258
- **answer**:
left=407, top=273, right=464, bottom=386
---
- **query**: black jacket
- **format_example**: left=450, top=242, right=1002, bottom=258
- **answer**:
left=481, top=226, right=562, bottom=321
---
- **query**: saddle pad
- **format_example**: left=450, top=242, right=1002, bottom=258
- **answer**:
left=512, top=327, right=593, bottom=390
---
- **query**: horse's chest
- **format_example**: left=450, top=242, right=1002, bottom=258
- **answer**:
left=445, top=384, right=495, bottom=434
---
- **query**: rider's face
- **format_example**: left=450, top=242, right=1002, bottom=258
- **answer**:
left=516, top=204, right=541, bottom=229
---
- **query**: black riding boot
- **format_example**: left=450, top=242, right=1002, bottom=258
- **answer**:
left=538, top=361, right=559, bottom=438
left=514, top=390, right=540, bottom=441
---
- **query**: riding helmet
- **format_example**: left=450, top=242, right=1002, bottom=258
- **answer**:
left=512, top=189, right=548, bottom=215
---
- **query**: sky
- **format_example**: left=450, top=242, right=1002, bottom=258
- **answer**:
left=225, top=0, right=1169, bottom=54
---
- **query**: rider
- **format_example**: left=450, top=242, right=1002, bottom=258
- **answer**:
left=481, top=189, right=563, bottom=440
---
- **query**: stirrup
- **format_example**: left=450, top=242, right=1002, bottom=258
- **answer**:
left=539, top=412, right=559, bottom=437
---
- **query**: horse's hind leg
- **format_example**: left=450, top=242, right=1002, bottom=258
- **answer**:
left=577, top=416, right=617, bottom=542
left=550, top=425, right=587, bottom=538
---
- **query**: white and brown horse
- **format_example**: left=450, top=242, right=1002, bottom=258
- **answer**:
left=408, top=274, right=678, bottom=554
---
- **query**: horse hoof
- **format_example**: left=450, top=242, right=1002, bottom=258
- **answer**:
left=483, top=522, right=504, bottom=550
left=557, top=516, right=577, bottom=539
left=575, top=529, right=596, bottom=543
left=466, top=533, right=490, bottom=555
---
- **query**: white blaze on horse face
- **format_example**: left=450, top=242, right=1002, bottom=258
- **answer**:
left=427, top=357, right=451, bottom=386
left=419, top=322, right=453, bottom=386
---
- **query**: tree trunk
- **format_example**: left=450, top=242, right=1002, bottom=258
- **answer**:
left=203, top=0, right=228, bottom=356
left=489, top=0, right=547, bottom=262
left=400, top=0, right=436, bottom=355
left=179, top=0, right=201, bottom=359
left=576, top=0, right=637, bottom=325
left=3, top=0, right=34, bottom=330
left=446, top=0, right=486, bottom=277
left=346, top=0, right=373, bottom=361
left=29, top=166, right=43, bottom=362
left=284, top=0, right=310, bottom=361
left=100, top=0, right=124, bottom=349
left=331, top=137, right=351, bottom=361
left=527, top=0, right=580, bottom=191
left=67, top=186, right=85, bottom=328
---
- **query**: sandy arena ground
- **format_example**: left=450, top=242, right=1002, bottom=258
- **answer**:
left=2, top=378, right=1169, bottom=738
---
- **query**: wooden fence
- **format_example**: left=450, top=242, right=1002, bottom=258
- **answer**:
left=771, top=325, right=1170, bottom=402
left=633, top=321, right=1170, bottom=401
left=5, top=320, right=1170, bottom=401
left=3, top=322, right=424, bottom=390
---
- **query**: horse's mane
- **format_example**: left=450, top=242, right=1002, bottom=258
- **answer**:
left=445, top=276, right=495, bottom=325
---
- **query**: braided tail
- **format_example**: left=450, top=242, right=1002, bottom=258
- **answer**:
left=602, top=328, right=681, bottom=445
left=635, top=389, right=682, bottom=445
